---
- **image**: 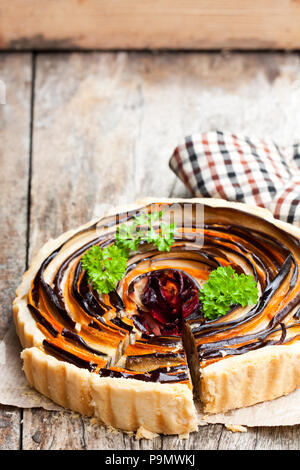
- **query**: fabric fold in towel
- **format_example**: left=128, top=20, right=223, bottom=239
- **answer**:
left=169, top=131, right=300, bottom=225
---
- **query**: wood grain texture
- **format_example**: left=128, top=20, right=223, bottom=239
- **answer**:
left=0, top=406, right=21, bottom=450
left=0, top=53, right=32, bottom=450
left=2, top=0, right=300, bottom=50
left=22, top=410, right=88, bottom=450
left=1, top=51, right=300, bottom=449
left=255, top=426, right=300, bottom=450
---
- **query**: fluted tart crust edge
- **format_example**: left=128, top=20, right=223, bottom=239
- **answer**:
left=200, top=342, right=300, bottom=414
left=21, top=347, right=197, bottom=434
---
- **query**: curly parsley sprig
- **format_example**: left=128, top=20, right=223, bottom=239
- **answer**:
left=115, top=210, right=176, bottom=254
left=81, top=245, right=128, bottom=294
left=82, top=211, right=178, bottom=294
left=199, top=265, right=259, bottom=320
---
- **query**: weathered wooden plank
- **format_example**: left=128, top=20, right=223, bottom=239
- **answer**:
left=2, top=0, right=300, bottom=50
left=22, top=51, right=300, bottom=449
left=0, top=52, right=32, bottom=337
left=22, top=410, right=86, bottom=450
left=255, top=426, right=300, bottom=450
left=81, top=417, right=163, bottom=450
left=162, top=425, right=223, bottom=450
left=25, top=414, right=162, bottom=450
left=218, top=427, right=258, bottom=450
left=0, top=406, right=21, bottom=450
left=0, top=53, right=32, bottom=450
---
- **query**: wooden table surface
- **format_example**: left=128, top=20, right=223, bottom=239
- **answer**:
left=1, top=51, right=300, bottom=450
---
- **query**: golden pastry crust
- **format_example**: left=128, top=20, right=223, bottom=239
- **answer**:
left=200, top=342, right=300, bottom=414
left=21, top=347, right=197, bottom=434
left=13, top=197, right=300, bottom=432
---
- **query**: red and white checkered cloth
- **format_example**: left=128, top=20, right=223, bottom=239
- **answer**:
left=169, top=131, right=300, bottom=225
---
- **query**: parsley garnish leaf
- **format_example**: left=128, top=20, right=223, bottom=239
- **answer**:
left=116, top=211, right=177, bottom=253
left=198, top=265, right=259, bottom=320
left=115, top=222, right=141, bottom=253
left=81, top=245, right=128, bottom=294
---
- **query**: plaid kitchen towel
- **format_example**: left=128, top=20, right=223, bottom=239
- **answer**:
left=169, top=131, right=300, bottom=225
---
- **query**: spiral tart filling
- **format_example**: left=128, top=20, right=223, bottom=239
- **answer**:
left=14, top=198, right=300, bottom=433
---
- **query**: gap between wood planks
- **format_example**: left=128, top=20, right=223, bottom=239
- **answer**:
left=0, top=52, right=32, bottom=450
left=19, top=51, right=36, bottom=452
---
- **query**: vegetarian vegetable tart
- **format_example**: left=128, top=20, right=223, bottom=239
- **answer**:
left=13, top=198, right=300, bottom=435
